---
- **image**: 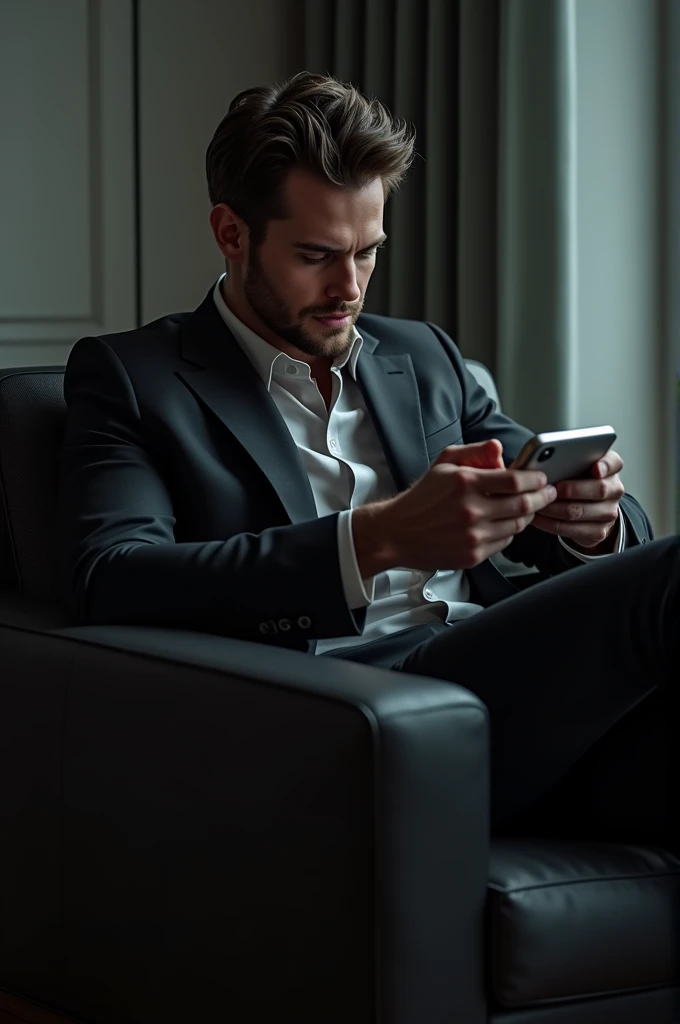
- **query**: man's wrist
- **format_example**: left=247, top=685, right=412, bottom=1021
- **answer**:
left=571, top=535, right=616, bottom=556
left=566, top=514, right=622, bottom=557
left=338, top=511, right=375, bottom=609
left=352, top=501, right=400, bottom=577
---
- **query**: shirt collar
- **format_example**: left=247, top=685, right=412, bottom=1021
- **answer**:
left=212, top=273, right=363, bottom=391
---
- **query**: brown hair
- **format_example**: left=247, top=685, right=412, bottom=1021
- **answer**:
left=205, top=71, right=415, bottom=245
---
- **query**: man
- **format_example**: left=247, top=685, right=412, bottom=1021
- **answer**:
left=57, top=72, right=678, bottom=846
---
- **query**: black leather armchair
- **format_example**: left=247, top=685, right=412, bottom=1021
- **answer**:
left=0, top=365, right=678, bottom=1024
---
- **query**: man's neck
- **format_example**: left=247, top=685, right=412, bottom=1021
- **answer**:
left=220, top=278, right=269, bottom=343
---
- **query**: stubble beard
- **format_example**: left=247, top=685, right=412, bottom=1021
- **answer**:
left=244, top=248, right=361, bottom=360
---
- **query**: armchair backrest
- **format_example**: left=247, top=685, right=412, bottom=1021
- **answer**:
left=0, top=367, right=66, bottom=599
left=465, top=359, right=501, bottom=410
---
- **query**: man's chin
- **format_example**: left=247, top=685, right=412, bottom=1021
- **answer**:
left=313, top=325, right=355, bottom=352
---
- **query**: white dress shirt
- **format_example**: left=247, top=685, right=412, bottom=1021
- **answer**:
left=213, top=275, right=625, bottom=653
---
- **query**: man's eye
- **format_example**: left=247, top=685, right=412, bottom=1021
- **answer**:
left=356, top=244, right=385, bottom=260
left=300, top=245, right=384, bottom=265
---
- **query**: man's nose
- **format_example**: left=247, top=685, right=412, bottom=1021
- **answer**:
left=326, top=262, right=361, bottom=303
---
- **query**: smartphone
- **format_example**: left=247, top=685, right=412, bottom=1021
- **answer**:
left=511, top=425, right=617, bottom=484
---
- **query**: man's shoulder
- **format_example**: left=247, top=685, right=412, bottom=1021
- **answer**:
left=356, top=312, right=462, bottom=364
left=95, top=310, right=192, bottom=357
left=66, top=310, right=195, bottom=382
left=72, top=286, right=219, bottom=370
left=357, top=311, right=458, bottom=347
left=358, top=311, right=437, bottom=342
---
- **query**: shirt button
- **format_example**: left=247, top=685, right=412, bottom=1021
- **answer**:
left=329, top=438, right=339, bottom=451
left=424, top=588, right=434, bottom=600
left=285, top=364, right=298, bottom=376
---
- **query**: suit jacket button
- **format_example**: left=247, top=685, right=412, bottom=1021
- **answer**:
left=297, top=616, right=311, bottom=629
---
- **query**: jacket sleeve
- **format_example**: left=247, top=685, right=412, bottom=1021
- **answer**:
left=426, top=322, right=654, bottom=576
left=56, top=336, right=366, bottom=646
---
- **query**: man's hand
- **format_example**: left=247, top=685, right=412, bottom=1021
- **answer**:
left=353, top=439, right=556, bottom=575
left=529, top=450, right=625, bottom=553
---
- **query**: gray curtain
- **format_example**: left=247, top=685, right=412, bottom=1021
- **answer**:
left=458, top=0, right=579, bottom=432
left=496, top=0, right=579, bottom=432
left=305, top=0, right=579, bottom=432
left=665, top=0, right=680, bottom=532
left=457, top=0, right=500, bottom=378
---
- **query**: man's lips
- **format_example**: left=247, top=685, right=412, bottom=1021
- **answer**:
left=312, top=313, right=353, bottom=327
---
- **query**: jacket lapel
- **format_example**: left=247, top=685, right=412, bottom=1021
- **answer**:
left=177, top=292, right=318, bottom=524
left=355, top=330, right=431, bottom=491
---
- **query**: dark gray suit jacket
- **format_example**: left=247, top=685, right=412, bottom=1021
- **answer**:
left=56, top=287, right=653, bottom=653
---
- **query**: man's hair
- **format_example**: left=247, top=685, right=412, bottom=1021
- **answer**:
left=205, top=71, right=416, bottom=245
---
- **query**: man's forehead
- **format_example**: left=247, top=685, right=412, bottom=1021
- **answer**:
left=282, top=168, right=384, bottom=219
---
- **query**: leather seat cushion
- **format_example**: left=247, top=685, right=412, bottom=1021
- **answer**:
left=487, top=838, right=680, bottom=1009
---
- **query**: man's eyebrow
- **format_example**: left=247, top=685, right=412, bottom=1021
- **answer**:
left=292, top=234, right=387, bottom=253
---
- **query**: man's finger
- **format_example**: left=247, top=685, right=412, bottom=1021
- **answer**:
left=554, top=476, right=625, bottom=502
left=532, top=514, right=617, bottom=545
left=537, top=500, right=620, bottom=523
left=469, top=468, right=549, bottom=495
left=592, top=450, right=624, bottom=478
left=485, top=486, right=557, bottom=523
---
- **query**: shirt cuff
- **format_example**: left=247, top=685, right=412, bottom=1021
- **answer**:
left=558, top=508, right=627, bottom=562
left=337, top=510, right=376, bottom=609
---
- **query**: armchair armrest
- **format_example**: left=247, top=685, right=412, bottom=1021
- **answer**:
left=1, top=621, right=489, bottom=1024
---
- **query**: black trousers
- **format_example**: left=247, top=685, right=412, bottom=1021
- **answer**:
left=322, top=535, right=679, bottom=848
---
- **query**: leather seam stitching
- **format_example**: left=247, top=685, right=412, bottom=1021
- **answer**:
left=488, top=868, right=680, bottom=895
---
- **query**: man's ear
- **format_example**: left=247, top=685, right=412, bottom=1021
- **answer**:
left=209, top=204, right=248, bottom=263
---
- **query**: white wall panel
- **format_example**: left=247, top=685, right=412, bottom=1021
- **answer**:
left=0, top=0, right=136, bottom=366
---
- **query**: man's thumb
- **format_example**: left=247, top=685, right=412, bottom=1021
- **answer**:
left=435, top=438, right=504, bottom=469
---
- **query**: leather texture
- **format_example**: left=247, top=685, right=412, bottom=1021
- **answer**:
left=0, top=619, right=490, bottom=1024
left=2, top=613, right=678, bottom=1022
left=490, top=986, right=680, bottom=1023
left=464, top=359, right=502, bottom=407
left=0, top=367, right=65, bottom=597
left=487, top=839, right=680, bottom=1009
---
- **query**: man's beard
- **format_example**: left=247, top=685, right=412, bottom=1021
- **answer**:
left=243, top=248, right=362, bottom=359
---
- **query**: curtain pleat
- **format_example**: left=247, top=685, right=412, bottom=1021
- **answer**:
left=424, top=0, right=459, bottom=331
left=304, top=0, right=459, bottom=330
left=363, top=0, right=396, bottom=315
left=363, top=0, right=395, bottom=101
left=304, top=2, right=334, bottom=75
left=388, top=0, right=428, bottom=319
left=333, top=0, right=364, bottom=84
left=457, top=0, right=499, bottom=373
left=497, top=0, right=579, bottom=431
